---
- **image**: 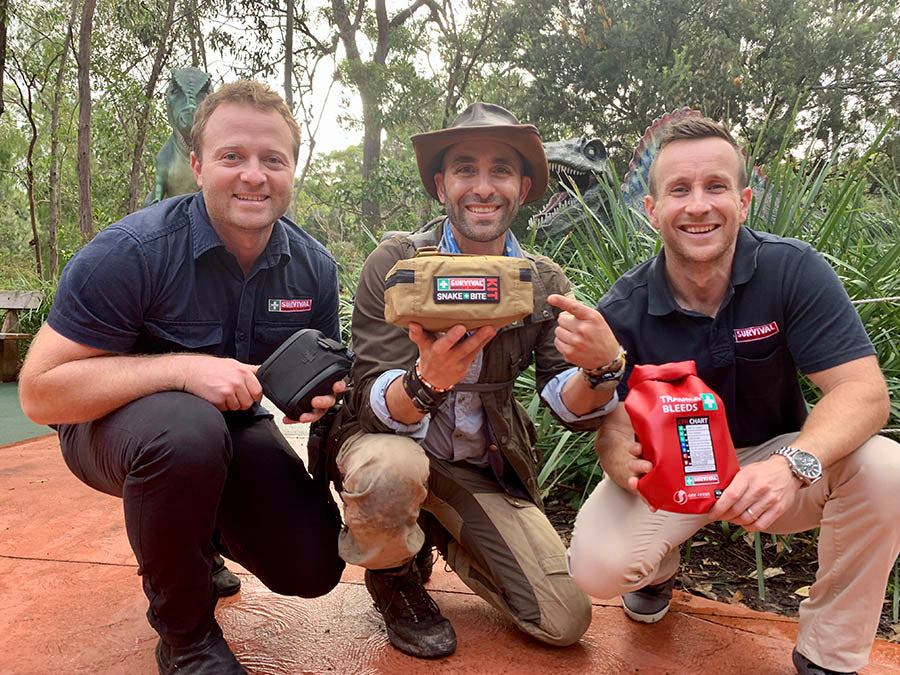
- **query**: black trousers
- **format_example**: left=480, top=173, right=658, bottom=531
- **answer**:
left=58, top=391, right=344, bottom=646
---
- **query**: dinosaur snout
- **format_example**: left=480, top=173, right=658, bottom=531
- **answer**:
left=177, top=107, right=197, bottom=132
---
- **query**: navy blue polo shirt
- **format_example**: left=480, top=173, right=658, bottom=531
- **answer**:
left=50, top=192, right=339, bottom=375
left=598, top=227, right=874, bottom=447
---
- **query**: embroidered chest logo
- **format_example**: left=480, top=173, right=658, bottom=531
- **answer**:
left=734, top=321, right=779, bottom=343
left=268, top=299, right=312, bottom=312
left=434, top=277, right=500, bottom=303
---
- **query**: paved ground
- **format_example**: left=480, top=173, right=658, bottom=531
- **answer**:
left=1, top=412, right=899, bottom=674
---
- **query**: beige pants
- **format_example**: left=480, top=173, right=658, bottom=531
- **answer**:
left=336, top=431, right=592, bottom=646
left=566, top=432, right=900, bottom=672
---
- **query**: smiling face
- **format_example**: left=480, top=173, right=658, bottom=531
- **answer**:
left=645, top=137, right=752, bottom=272
left=433, top=139, right=532, bottom=253
left=190, top=102, right=296, bottom=242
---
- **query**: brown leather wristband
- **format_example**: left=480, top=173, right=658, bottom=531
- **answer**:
left=402, top=367, right=449, bottom=414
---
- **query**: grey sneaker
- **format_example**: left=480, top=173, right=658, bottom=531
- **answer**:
left=621, top=575, right=676, bottom=624
left=792, top=647, right=856, bottom=675
left=365, top=559, right=457, bottom=659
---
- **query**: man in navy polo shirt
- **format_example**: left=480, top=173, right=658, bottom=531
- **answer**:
left=19, top=81, right=344, bottom=674
left=566, top=116, right=900, bottom=674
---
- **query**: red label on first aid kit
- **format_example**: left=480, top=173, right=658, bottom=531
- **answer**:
left=625, top=361, right=739, bottom=514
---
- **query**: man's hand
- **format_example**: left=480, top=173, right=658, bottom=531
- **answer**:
left=283, top=378, right=346, bottom=425
left=409, top=322, right=496, bottom=390
left=707, top=456, right=801, bottom=531
left=595, top=405, right=654, bottom=504
left=177, top=354, right=263, bottom=411
left=547, top=294, right=620, bottom=370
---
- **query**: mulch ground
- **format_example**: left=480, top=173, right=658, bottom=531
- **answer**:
left=544, top=496, right=900, bottom=643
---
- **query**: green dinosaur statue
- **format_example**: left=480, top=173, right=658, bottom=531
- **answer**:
left=142, top=67, right=213, bottom=208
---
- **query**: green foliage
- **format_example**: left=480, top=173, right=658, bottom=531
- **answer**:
left=504, top=0, right=900, bottom=170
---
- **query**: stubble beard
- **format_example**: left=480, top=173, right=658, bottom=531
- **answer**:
left=445, top=198, right=519, bottom=244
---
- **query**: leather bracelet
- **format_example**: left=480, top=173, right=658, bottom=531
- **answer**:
left=402, top=366, right=449, bottom=414
left=580, top=346, right=627, bottom=390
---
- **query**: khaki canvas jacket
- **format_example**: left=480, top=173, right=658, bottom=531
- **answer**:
left=340, top=225, right=603, bottom=507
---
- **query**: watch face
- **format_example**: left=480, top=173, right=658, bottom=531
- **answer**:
left=793, top=451, right=822, bottom=478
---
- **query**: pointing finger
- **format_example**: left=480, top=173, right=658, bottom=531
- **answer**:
left=547, top=293, right=600, bottom=320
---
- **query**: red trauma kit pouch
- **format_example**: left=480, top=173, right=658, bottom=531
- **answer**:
left=624, top=360, right=739, bottom=514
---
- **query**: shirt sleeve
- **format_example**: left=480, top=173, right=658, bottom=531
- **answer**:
left=782, top=246, right=875, bottom=374
left=368, top=369, right=429, bottom=437
left=540, top=367, right=619, bottom=422
left=47, top=226, right=150, bottom=352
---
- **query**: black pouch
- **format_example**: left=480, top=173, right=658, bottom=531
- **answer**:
left=256, top=329, right=355, bottom=419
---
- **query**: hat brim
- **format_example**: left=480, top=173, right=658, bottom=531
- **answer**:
left=411, top=124, right=549, bottom=204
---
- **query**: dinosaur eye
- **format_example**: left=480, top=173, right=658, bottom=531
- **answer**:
left=585, top=140, right=606, bottom=160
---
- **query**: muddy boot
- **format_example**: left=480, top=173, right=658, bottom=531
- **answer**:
left=365, top=559, right=457, bottom=659
left=155, top=621, right=246, bottom=674
left=416, top=538, right=435, bottom=584
left=212, top=554, right=241, bottom=597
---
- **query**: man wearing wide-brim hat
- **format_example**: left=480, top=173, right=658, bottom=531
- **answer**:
left=333, top=103, right=624, bottom=658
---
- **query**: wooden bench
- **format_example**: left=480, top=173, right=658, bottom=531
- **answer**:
left=1, top=290, right=43, bottom=382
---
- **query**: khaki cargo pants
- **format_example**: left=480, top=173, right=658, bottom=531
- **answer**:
left=336, top=431, right=592, bottom=646
left=566, top=432, right=900, bottom=672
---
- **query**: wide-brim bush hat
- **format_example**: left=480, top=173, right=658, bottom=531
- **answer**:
left=411, top=102, right=549, bottom=203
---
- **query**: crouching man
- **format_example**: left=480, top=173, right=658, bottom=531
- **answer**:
left=566, top=116, right=900, bottom=675
left=335, top=103, right=624, bottom=658
left=19, top=81, right=345, bottom=673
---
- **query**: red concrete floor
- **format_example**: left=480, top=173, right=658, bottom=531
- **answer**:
left=2, top=434, right=899, bottom=674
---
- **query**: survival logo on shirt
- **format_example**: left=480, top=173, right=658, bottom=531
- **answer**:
left=268, top=299, right=312, bottom=312
left=433, top=276, right=500, bottom=303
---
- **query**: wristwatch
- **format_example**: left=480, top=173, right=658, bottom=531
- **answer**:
left=773, top=446, right=822, bottom=487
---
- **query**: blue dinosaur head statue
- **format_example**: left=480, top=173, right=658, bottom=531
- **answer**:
left=166, top=67, right=212, bottom=144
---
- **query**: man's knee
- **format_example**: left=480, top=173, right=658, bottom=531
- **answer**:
left=537, top=581, right=592, bottom=646
left=131, top=392, right=231, bottom=482
left=262, top=555, right=346, bottom=598
left=338, top=432, right=430, bottom=525
left=566, top=533, right=666, bottom=600
left=843, top=435, right=900, bottom=516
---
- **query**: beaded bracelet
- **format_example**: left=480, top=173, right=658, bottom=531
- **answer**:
left=414, top=358, right=453, bottom=393
left=580, top=346, right=627, bottom=390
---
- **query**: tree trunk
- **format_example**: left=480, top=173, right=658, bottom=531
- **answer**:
left=126, top=0, right=176, bottom=214
left=284, top=0, right=294, bottom=112
left=76, top=0, right=97, bottom=244
left=0, top=0, right=7, bottom=119
left=48, top=0, right=80, bottom=278
left=11, top=60, right=44, bottom=279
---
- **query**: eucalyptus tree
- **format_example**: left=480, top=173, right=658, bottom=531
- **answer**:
left=504, top=0, right=900, bottom=167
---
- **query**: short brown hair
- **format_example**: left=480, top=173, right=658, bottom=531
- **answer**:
left=648, top=116, right=746, bottom=196
left=190, top=80, right=301, bottom=164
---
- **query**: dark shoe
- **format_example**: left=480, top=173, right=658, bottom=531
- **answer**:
left=622, top=575, right=676, bottom=624
left=792, top=647, right=856, bottom=675
left=212, top=554, right=241, bottom=597
left=416, top=539, right=435, bottom=585
left=365, top=560, right=457, bottom=659
left=155, top=622, right=246, bottom=674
